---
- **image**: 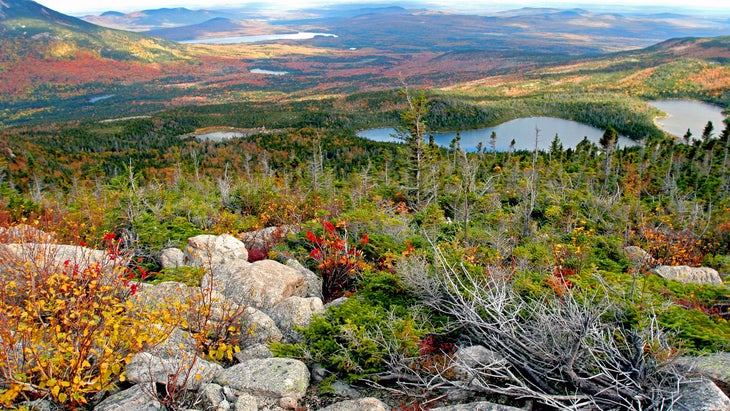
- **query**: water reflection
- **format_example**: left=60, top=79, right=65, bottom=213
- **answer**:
left=358, top=117, right=636, bottom=152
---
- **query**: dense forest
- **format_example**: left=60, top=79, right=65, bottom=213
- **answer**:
left=1, top=81, right=729, bottom=408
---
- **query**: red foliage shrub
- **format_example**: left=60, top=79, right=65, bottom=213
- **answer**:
left=305, top=221, right=370, bottom=301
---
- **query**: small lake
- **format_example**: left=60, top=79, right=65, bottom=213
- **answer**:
left=250, top=68, right=288, bottom=76
left=649, top=100, right=726, bottom=139
left=181, top=32, right=337, bottom=44
left=88, top=94, right=115, bottom=103
left=357, top=117, right=637, bottom=152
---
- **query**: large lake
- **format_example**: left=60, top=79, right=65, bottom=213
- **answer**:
left=357, top=117, right=637, bottom=152
left=181, top=32, right=337, bottom=44
left=649, top=100, right=726, bottom=138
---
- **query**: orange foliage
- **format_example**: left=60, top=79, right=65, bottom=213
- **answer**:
left=689, top=66, right=730, bottom=92
left=638, top=225, right=706, bottom=266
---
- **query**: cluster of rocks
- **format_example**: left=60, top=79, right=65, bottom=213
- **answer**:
left=90, top=232, right=546, bottom=410
left=94, top=233, right=321, bottom=410
left=90, top=233, right=405, bottom=411
left=91, top=238, right=729, bottom=410
left=1, top=226, right=728, bottom=410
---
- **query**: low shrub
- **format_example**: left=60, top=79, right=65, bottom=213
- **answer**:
left=148, top=265, right=207, bottom=287
left=271, top=272, right=435, bottom=383
left=0, top=236, right=173, bottom=406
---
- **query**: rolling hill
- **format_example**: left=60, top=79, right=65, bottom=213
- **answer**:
left=81, top=7, right=234, bottom=32
left=144, top=17, right=297, bottom=41
left=85, top=5, right=730, bottom=55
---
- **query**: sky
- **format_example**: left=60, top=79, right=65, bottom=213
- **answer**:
left=33, top=0, right=730, bottom=16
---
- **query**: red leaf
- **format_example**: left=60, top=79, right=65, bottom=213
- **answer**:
left=323, top=221, right=335, bottom=233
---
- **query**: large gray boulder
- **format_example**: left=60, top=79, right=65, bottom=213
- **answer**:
left=239, top=306, right=283, bottom=347
left=285, top=258, right=324, bottom=299
left=125, top=352, right=222, bottom=391
left=317, top=398, right=389, bottom=411
left=202, top=259, right=252, bottom=296
left=677, top=353, right=730, bottom=394
left=674, top=378, right=730, bottom=411
left=159, top=247, right=184, bottom=269
left=652, top=265, right=723, bottom=285
left=217, top=260, right=307, bottom=311
left=240, top=226, right=297, bottom=250
left=269, top=296, right=324, bottom=342
left=185, top=234, right=248, bottom=268
left=214, top=358, right=310, bottom=400
left=93, top=384, right=161, bottom=411
left=624, top=246, right=657, bottom=267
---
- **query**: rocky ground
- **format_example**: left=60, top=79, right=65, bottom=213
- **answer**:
left=1, top=226, right=729, bottom=410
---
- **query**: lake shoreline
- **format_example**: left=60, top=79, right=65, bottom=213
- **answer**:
left=648, top=99, right=726, bottom=139
left=357, top=116, right=637, bottom=152
left=359, top=99, right=726, bottom=151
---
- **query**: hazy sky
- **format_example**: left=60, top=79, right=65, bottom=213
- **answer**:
left=34, top=0, right=730, bottom=16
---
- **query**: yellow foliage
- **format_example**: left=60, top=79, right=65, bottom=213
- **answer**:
left=0, top=242, right=173, bottom=406
left=0, top=226, right=250, bottom=407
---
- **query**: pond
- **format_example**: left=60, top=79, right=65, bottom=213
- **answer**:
left=357, top=117, right=637, bottom=152
left=181, top=32, right=337, bottom=44
left=88, top=94, right=115, bottom=103
left=648, top=100, right=726, bottom=139
left=250, top=68, right=288, bottom=76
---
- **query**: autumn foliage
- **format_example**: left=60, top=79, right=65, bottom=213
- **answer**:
left=306, top=221, right=370, bottom=300
left=0, top=232, right=171, bottom=406
left=638, top=225, right=707, bottom=266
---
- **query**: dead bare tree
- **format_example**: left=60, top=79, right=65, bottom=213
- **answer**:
left=393, top=253, right=686, bottom=410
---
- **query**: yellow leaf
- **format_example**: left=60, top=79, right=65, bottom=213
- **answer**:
left=51, top=385, right=60, bottom=397
left=195, top=373, right=202, bottom=381
left=58, top=392, right=68, bottom=403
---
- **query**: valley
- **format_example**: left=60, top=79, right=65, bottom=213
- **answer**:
left=3, top=0, right=730, bottom=127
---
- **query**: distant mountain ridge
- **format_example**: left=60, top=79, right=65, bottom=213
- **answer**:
left=143, top=17, right=297, bottom=41
left=91, top=3, right=730, bottom=54
left=0, top=0, right=95, bottom=28
left=0, top=0, right=189, bottom=62
left=82, top=7, right=232, bottom=31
